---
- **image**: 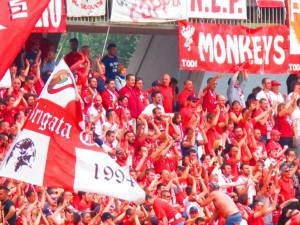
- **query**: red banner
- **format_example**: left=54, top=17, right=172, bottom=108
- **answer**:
left=256, top=0, right=285, bottom=8
left=33, top=0, right=66, bottom=33
left=178, top=21, right=300, bottom=74
left=0, top=0, right=50, bottom=80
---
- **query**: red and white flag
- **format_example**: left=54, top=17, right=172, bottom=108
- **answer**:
left=256, top=0, right=285, bottom=7
left=0, top=60, right=145, bottom=204
left=0, top=0, right=50, bottom=80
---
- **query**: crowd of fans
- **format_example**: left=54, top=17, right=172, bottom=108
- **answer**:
left=0, top=36, right=299, bottom=225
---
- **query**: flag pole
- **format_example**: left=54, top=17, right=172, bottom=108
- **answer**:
left=55, top=33, right=68, bottom=62
left=101, top=25, right=111, bottom=57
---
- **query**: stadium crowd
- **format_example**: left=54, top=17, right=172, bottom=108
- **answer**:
left=0, top=36, right=298, bottom=225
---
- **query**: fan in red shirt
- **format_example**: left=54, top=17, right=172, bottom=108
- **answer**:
left=145, top=195, right=185, bottom=225
left=135, top=77, right=149, bottom=115
left=178, top=80, right=197, bottom=109
left=159, top=74, right=174, bottom=113
left=252, top=98, right=274, bottom=142
left=247, top=196, right=278, bottom=225
left=278, top=162, right=297, bottom=202
left=179, top=95, right=200, bottom=131
left=275, top=102, right=295, bottom=148
left=216, top=95, right=228, bottom=134
left=119, top=74, right=140, bottom=119
left=81, top=77, right=98, bottom=113
left=101, top=79, right=119, bottom=110
left=201, top=74, right=222, bottom=113
left=64, top=38, right=88, bottom=86
left=266, top=129, right=288, bottom=160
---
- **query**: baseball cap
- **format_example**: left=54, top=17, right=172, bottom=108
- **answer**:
left=271, top=129, right=281, bottom=136
left=189, top=206, right=199, bottom=213
left=271, top=80, right=281, bottom=86
left=101, top=212, right=113, bottom=222
left=151, top=80, right=161, bottom=87
left=187, top=95, right=198, bottom=101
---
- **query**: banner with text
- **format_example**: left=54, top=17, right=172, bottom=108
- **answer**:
left=34, top=0, right=66, bottom=33
left=178, top=21, right=300, bottom=74
left=289, top=0, right=300, bottom=55
left=67, top=0, right=106, bottom=17
left=188, top=0, right=247, bottom=19
left=111, top=0, right=188, bottom=23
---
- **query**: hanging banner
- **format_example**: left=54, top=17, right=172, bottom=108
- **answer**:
left=34, top=0, right=66, bottom=33
left=188, top=0, right=247, bottom=19
left=289, top=0, right=300, bottom=55
left=178, top=21, right=300, bottom=74
left=67, top=0, right=106, bottom=17
left=110, top=0, right=188, bottom=23
left=256, top=0, right=285, bottom=8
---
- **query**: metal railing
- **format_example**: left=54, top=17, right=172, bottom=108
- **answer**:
left=67, top=0, right=287, bottom=29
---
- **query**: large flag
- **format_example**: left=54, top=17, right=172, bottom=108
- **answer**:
left=0, top=70, right=12, bottom=88
left=0, top=60, right=145, bottom=204
left=0, top=0, right=50, bottom=80
left=256, top=0, right=285, bottom=7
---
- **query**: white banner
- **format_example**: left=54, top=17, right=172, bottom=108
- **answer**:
left=74, top=148, right=145, bottom=204
left=111, top=0, right=188, bottom=23
left=188, top=0, right=247, bottom=19
left=290, top=0, right=300, bottom=55
left=67, top=0, right=106, bottom=17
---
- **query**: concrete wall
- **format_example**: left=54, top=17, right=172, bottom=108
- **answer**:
left=127, top=35, right=205, bottom=92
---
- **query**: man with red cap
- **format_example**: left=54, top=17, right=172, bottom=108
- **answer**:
left=270, top=80, right=284, bottom=106
left=266, top=129, right=287, bottom=160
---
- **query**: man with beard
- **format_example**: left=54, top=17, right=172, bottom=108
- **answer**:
left=87, top=95, right=106, bottom=138
left=142, top=91, right=165, bottom=116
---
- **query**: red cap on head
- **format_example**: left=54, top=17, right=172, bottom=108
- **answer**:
left=271, top=129, right=281, bottom=136
left=271, top=80, right=281, bottom=86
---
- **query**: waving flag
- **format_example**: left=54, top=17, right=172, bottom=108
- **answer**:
left=0, top=60, right=145, bottom=204
left=0, top=0, right=50, bottom=80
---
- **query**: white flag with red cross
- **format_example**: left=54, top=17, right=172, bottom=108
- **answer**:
left=0, top=60, right=145, bottom=204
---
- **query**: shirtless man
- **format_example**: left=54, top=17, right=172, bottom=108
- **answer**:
left=198, top=182, right=242, bottom=225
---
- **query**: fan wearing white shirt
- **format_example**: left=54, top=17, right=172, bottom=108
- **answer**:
left=269, top=80, right=284, bottom=106
left=142, top=91, right=165, bottom=116
left=291, top=98, right=300, bottom=156
left=256, top=78, right=272, bottom=106
left=287, top=82, right=300, bottom=102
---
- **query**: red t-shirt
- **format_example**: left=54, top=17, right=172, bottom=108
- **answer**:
left=276, top=115, right=293, bottom=138
left=119, top=86, right=140, bottom=118
left=278, top=176, right=295, bottom=202
left=135, top=89, right=148, bottom=115
left=247, top=212, right=265, bottom=225
left=153, top=198, right=184, bottom=225
left=101, top=89, right=119, bottom=110
left=178, top=89, right=196, bottom=108
left=159, top=85, right=173, bottom=113
left=202, top=88, right=217, bottom=113
left=216, top=107, right=228, bottom=134
left=179, top=106, right=196, bottom=131
left=64, top=51, right=84, bottom=68
left=252, top=109, right=270, bottom=136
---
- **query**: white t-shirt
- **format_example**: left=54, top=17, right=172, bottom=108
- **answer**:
left=270, top=91, right=284, bottom=106
left=87, top=106, right=106, bottom=136
left=256, top=90, right=272, bottom=105
left=141, top=103, right=165, bottom=116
